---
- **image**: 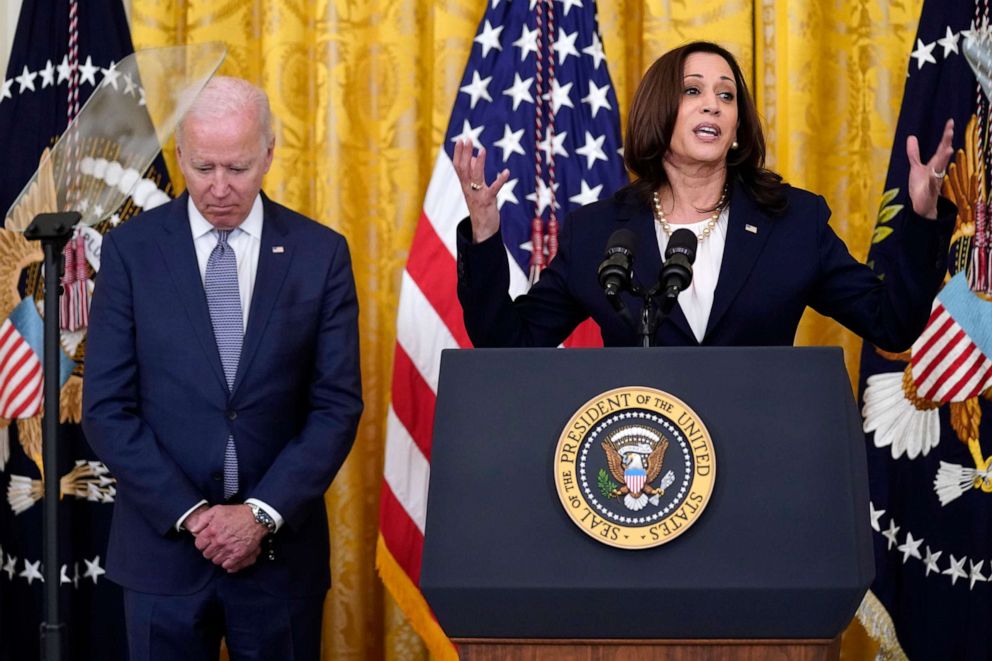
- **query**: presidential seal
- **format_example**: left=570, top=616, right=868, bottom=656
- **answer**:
left=554, top=386, right=716, bottom=550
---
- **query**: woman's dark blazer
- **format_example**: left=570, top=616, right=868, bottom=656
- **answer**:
left=456, top=180, right=954, bottom=351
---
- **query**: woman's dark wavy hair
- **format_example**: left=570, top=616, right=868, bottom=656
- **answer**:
left=622, top=41, right=787, bottom=215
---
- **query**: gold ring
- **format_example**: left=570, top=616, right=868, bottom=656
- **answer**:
left=931, top=168, right=946, bottom=179
left=469, top=182, right=483, bottom=191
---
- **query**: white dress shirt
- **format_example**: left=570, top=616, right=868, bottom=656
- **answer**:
left=654, top=205, right=730, bottom=344
left=176, top=194, right=284, bottom=532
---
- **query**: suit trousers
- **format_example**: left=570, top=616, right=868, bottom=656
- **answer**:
left=123, top=572, right=324, bottom=661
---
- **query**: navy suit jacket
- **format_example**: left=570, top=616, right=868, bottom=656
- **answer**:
left=457, top=181, right=953, bottom=350
left=82, top=192, right=363, bottom=597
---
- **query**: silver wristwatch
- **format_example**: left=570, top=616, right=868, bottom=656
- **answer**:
left=247, top=503, right=276, bottom=533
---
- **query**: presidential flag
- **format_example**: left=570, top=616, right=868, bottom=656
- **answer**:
left=857, top=2, right=992, bottom=658
left=0, top=2, right=172, bottom=659
left=376, top=0, right=626, bottom=654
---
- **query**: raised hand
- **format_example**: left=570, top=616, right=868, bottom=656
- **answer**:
left=906, top=118, right=954, bottom=219
left=452, top=138, right=511, bottom=243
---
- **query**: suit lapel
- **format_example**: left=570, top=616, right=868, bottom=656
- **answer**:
left=705, top=180, right=774, bottom=339
left=157, top=193, right=229, bottom=393
left=231, top=195, right=292, bottom=395
left=617, top=197, right=696, bottom=344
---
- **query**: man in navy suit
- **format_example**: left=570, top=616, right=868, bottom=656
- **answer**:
left=83, top=76, right=363, bottom=660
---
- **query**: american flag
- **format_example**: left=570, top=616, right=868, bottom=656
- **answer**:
left=911, top=273, right=992, bottom=403
left=376, top=0, right=626, bottom=654
left=0, top=2, right=170, bottom=658
left=857, top=1, right=992, bottom=658
left=0, top=300, right=44, bottom=420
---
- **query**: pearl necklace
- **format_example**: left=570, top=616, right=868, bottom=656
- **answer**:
left=652, top=186, right=728, bottom=243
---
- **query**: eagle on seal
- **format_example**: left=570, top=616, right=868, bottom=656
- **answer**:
left=602, top=427, right=671, bottom=511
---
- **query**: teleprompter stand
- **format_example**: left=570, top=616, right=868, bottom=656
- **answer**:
left=421, top=347, right=873, bottom=660
left=24, top=212, right=78, bottom=661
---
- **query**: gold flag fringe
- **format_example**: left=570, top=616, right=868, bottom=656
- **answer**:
left=375, top=534, right=458, bottom=661
left=856, top=590, right=909, bottom=660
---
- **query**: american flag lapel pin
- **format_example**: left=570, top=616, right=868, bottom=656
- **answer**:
left=745, top=224, right=758, bottom=234
left=272, top=246, right=285, bottom=253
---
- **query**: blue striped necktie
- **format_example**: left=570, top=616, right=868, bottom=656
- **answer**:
left=204, top=229, right=242, bottom=499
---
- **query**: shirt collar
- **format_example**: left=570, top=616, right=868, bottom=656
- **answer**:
left=187, top=194, right=264, bottom=240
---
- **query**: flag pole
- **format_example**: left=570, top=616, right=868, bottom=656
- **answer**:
left=24, top=211, right=77, bottom=661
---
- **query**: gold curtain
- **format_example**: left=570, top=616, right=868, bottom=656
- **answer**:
left=129, top=1, right=922, bottom=658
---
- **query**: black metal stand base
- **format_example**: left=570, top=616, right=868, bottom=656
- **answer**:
left=25, top=211, right=78, bottom=661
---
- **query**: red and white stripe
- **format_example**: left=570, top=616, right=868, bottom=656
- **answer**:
left=0, top=319, right=43, bottom=420
left=911, top=304, right=992, bottom=403
left=380, top=150, right=529, bottom=588
left=625, top=472, right=646, bottom=495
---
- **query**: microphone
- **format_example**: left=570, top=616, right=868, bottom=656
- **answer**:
left=659, top=228, right=697, bottom=314
left=597, top=229, right=637, bottom=306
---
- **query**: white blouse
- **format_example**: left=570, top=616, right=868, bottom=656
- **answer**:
left=654, top=205, right=731, bottom=343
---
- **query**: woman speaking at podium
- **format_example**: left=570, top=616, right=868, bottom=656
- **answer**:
left=453, top=41, right=954, bottom=350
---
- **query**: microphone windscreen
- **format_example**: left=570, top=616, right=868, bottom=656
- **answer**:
left=665, top=228, right=697, bottom=263
left=605, top=228, right=637, bottom=256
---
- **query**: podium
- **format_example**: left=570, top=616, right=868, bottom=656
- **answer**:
left=420, top=347, right=873, bottom=659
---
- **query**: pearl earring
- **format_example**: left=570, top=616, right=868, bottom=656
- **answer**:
left=731, top=140, right=739, bottom=149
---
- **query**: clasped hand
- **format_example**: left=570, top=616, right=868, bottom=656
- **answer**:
left=185, top=504, right=267, bottom=573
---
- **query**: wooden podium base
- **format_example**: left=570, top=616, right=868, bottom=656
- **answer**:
left=453, top=636, right=841, bottom=661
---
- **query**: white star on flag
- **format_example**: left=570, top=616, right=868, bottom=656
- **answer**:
left=923, top=546, right=942, bottom=576
left=122, top=72, right=136, bottom=96
left=20, top=559, right=43, bottom=585
left=493, top=125, right=526, bottom=161
left=2, top=553, right=15, bottom=580
left=101, top=61, right=121, bottom=90
left=459, top=71, right=493, bottom=109
left=869, top=502, right=885, bottom=531
left=910, top=38, right=937, bottom=70
left=496, top=178, right=519, bottom=209
left=56, top=54, right=71, bottom=84
left=449, top=119, right=485, bottom=147
left=553, top=28, right=580, bottom=64
left=937, top=27, right=960, bottom=57
left=15, top=65, right=36, bottom=93
left=575, top=131, right=608, bottom=169
left=558, top=0, right=584, bottom=16
left=526, top=178, right=559, bottom=216
left=582, top=32, right=607, bottom=69
left=569, top=179, right=603, bottom=206
left=502, top=73, right=534, bottom=111
left=0, top=79, right=12, bottom=102
left=968, top=559, right=987, bottom=590
left=513, top=24, right=538, bottom=62
left=897, top=531, right=923, bottom=564
left=78, top=55, right=99, bottom=86
left=943, top=554, right=968, bottom=586
left=582, top=80, right=612, bottom=118
left=538, top=127, right=569, bottom=159
left=960, top=20, right=977, bottom=41
left=882, top=519, right=900, bottom=550
left=83, top=555, right=106, bottom=584
left=39, top=60, right=55, bottom=88
left=545, top=79, right=575, bottom=113
left=474, top=20, right=504, bottom=58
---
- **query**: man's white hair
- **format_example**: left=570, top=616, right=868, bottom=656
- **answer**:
left=176, top=76, right=273, bottom=147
